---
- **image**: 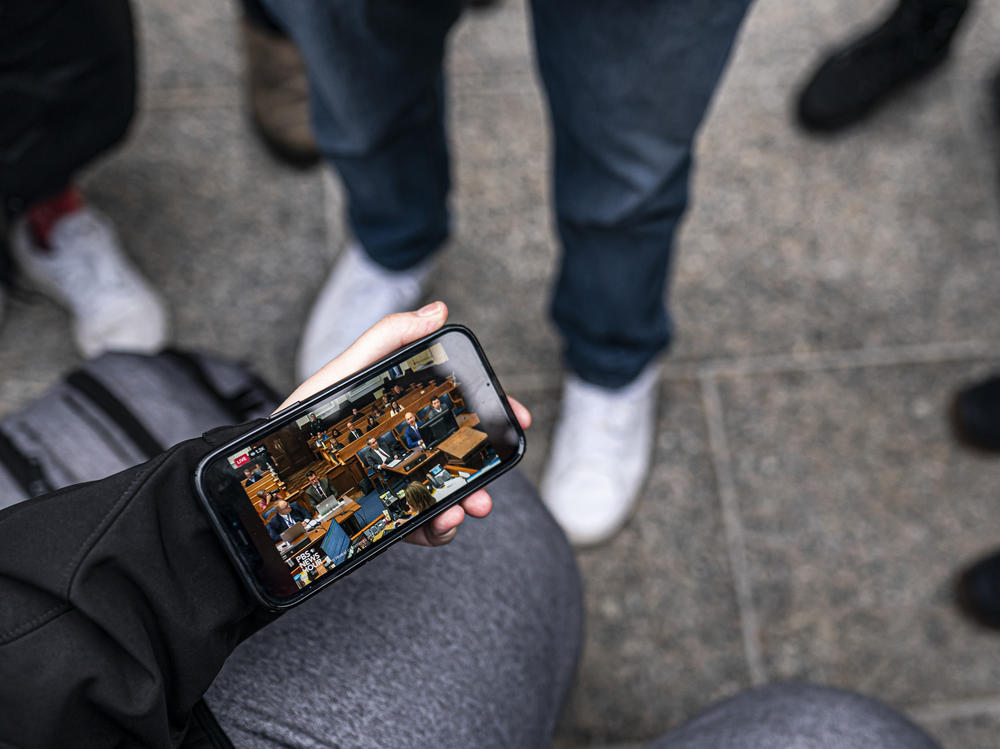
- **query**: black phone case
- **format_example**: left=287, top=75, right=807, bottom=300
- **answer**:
left=193, top=325, right=525, bottom=611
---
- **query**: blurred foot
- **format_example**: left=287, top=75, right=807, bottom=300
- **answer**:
left=956, top=550, right=1000, bottom=629
left=540, top=364, right=659, bottom=547
left=11, top=203, right=168, bottom=357
left=296, top=243, right=432, bottom=379
left=796, top=0, right=970, bottom=132
left=952, top=374, right=1000, bottom=451
left=242, top=17, right=320, bottom=168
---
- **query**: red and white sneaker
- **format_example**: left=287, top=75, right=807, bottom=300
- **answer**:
left=12, top=206, right=168, bottom=357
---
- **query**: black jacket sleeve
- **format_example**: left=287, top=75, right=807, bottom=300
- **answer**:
left=0, top=423, right=277, bottom=748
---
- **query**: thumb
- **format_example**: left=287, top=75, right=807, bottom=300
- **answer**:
left=278, top=302, right=448, bottom=410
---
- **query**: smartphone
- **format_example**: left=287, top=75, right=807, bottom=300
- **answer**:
left=194, top=325, right=525, bottom=611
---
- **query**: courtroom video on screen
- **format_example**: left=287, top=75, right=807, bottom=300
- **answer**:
left=225, top=340, right=501, bottom=589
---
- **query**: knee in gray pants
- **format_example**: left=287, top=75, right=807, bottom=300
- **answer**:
left=649, top=682, right=940, bottom=749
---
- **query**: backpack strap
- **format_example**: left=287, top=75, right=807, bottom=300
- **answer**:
left=162, top=348, right=281, bottom=423
left=187, top=699, right=236, bottom=749
left=0, top=427, right=53, bottom=498
left=65, top=370, right=165, bottom=459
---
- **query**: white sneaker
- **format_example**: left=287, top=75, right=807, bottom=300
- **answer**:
left=11, top=207, right=168, bottom=358
left=296, top=242, right=433, bottom=379
left=540, top=363, right=661, bottom=547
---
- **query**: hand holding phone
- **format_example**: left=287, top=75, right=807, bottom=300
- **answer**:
left=276, top=302, right=529, bottom=547
left=196, top=302, right=530, bottom=609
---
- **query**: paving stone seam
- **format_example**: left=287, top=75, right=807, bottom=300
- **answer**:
left=449, top=77, right=539, bottom=96
left=676, top=340, right=995, bottom=380
left=500, top=339, right=995, bottom=396
left=139, top=72, right=538, bottom=112
left=947, top=69, right=1000, bottom=255
left=908, top=693, right=1000, bottom=723
left=698, top=373, right=767, bottom=686
left=142, top=86, right=241, bottom=110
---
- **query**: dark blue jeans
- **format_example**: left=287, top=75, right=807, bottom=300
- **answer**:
left=263, top=0, right=750, bottom=388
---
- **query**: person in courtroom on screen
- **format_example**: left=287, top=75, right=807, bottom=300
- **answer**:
left=303, top=471, right=334, bottom=511
left=362, top=437, right=399, bottom=492
left=362, top=437, right=396, bottom=470
left=402, top=411, right=425, bottom=450
left=405, top=481, right=435, bottom=515
left=266, top=499, right=309, bottom=543
left=427, top=396, right=448, bottom=417
left=325, top=427, right=345, bottom=449
left=303, top=412, right=328, bottom=437
left=255, top=489, right=277, bottom=512
left=345, top=421, right=363, bottom=441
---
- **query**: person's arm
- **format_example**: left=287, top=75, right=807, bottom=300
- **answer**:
left=266, top=512, right=284, bottom=543
left=0, top=303, right=527, bottom=746
left=0, top=422, right=277, bottom=747
left=303, top=488, right=318, bottom=511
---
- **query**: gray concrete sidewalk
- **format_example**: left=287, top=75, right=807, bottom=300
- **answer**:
left=2, top=1, right=1000, bottom=746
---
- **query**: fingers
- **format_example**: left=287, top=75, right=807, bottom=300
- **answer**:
left=402, top=490, right=493, bottom=547
left=405, top=504, right=466, bottom=547
left=459, top=489, right=492, bottom=518
left=508, top=396, right=531, bottom=430
left=275, top=302, right=448, bottom=412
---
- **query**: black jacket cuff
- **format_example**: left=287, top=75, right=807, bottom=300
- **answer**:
left=0, top=421, right=276, bottom=747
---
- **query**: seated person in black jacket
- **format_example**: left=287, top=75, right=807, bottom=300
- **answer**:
left=302, top=412, right=328, bottom=437
left=266, top=499, right=309, bottom=543
left=322, top=428, right=345, bottom=451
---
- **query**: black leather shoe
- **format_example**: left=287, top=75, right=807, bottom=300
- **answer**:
left=956, top=550, right=1000, bottom=629
left=796, top=0, right=970, bottom=132
left=952, top=374, right=1000, bottom=452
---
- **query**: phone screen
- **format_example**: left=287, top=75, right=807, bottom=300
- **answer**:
left=196, top=327, right=524, bottom=608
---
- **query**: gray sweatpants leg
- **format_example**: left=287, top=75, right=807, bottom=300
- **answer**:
left=647, top=682, right=941, bottom=749
left=205, top=470, right=582, bottom=748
